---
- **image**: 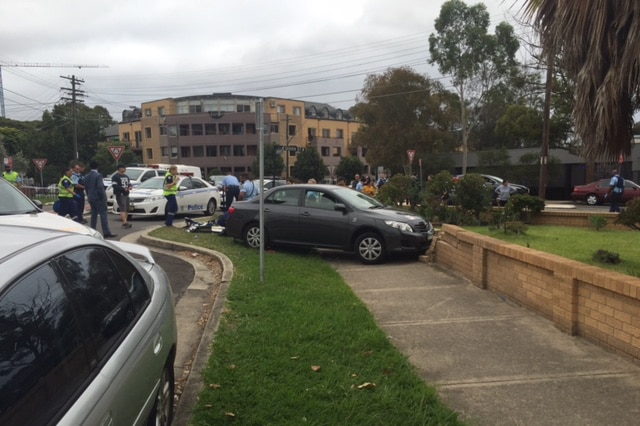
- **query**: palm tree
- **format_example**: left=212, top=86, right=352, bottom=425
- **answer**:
left=522, top=0, right=640, bottom=160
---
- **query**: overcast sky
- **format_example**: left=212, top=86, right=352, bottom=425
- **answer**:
left=0, top=0, right=527, bottom=122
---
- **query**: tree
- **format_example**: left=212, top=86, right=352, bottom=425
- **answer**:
left=335, top=156, right=364, bottom=182
left=290, top=148, right=328, bottom=183
left=523, top=1, right=640, bottom=160
left=351, top=67, right=458, bottom=174
left=429, top=0, right=519, bottom=173
left=252, top=143, right=285, bottom=178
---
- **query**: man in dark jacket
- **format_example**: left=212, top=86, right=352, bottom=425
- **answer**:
left=84, top=161, right=117, bottom=238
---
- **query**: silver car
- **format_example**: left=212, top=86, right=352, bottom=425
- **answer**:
left=0, top=225, right=177, bottom=425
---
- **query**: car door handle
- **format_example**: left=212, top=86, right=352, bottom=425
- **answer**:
left=153, top=333, right=163, bottom=355
left=300, top=211, right=310, bottom=216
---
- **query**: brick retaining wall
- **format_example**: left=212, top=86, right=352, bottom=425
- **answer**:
left=434, top=224, right=640, bottom=363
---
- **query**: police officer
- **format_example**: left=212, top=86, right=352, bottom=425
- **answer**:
left=163, top=165, right=180, bottom=227
left=2, top=165, right=22, bottom=189
left=71, top=163, right=86, bottom=223
left=57, top=167, right=79, bottom=220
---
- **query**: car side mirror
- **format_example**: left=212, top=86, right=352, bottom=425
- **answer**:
left=334, top=203, right=347, bottom=212
left=178, top=185, right=188, bottom=191
left=32, top=199, right=43, bottom=209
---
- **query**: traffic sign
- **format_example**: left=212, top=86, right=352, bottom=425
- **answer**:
left=108, top=146, right=125, bottom=161
left=407, top=150, right=416, bottom=164
left=32, top=158, right=47, bottom=171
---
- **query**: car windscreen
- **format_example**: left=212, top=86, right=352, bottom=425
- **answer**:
left=333, top=187, right=385, bottom=209
left=0, top=180, right=39, bottom=214
left=135, top=177, right=165, bottom=190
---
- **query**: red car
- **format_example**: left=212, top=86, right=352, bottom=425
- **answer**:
left=571, top=178, right=640, bottom=205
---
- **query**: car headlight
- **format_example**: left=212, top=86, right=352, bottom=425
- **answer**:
left=384, top=220, right=413, bottom=232
left=143, top=195, right=165, bottom=202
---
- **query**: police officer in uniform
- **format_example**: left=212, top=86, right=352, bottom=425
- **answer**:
left=163, top=166, right=180, bottom=227
left=57, top=167, right=78, bottom=220
left=3, top=165, right=22, bottom=189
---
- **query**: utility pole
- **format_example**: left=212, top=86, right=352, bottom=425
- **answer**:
left=61, top=75, right=86, bottom=160
left=539, top=51, right=553, bottom=200
left=0, top=62, right=107, bottom=118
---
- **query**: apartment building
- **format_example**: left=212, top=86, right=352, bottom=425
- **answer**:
left=119, top=93, right=363, bottom=179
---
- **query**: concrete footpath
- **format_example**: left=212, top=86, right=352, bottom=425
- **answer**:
left=327, top=257, right=640, bottom=426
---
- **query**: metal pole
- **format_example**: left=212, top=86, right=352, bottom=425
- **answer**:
left=257, top=99, right=265, bottom=282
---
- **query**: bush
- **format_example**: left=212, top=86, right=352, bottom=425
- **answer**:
left=617, top=198, right=640, bottom=230
left=455, top=173, right=492, bottom=216
left=592, top=249, right=621, bottom=264
left=505, top=194, right=545, bottom=222
left=589, top=215, right=608, bottom=231
left=377, top=174, right=420, bottom=209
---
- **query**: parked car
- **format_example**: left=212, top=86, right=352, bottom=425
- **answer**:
left=0, top=177, right=102, bottom=238
left=127, top=176, right=221, bottom=217
left=571, top=178, right=640, bottom=205
left=455, top=174, right=530, bottom=195
left=0, top=225, right=177, bottom=425
left=226, top=184, right=434, bottom=264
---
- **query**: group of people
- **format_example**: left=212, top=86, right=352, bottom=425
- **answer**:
left=349, top=172, right=387, bottom=196
left=221, top=171, right=261, bottom=209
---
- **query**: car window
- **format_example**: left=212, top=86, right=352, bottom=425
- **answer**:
left=599, top=180, right=609, bottom=188
left=191, top=178, right=205, bottom=189
left=0, top=263, right=93, bottom=425
left=266, top=188, right=301, bottom=206
left=180, top=178, right=193, bottom=190
left=56, top=247, right=144, bottom=360
left=304, top=190, right=337, bottom=210
left=0, top=179, right=39, bottom=214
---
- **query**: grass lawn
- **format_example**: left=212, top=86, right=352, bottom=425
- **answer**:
left=150, top=224, right=463, bottom=426
left=464, top=225, right=640, bottom=277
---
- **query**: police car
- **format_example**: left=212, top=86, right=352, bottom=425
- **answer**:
left=127, top=176, right=221, bottom=218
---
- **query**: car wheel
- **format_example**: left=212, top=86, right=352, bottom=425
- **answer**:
left=586, top=194, right=599, bottom=205
left=355, top=232, right=386, bottom=265
left=205, top=198, right=217, bottom=216
left=243, top=223, right=261, bottom=248
left=147, top=362, right=174, bottom=426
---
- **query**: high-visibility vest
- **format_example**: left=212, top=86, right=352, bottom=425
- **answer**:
left=58, top=175, right=74, bottom=198
left=163, top=172, right=178, bottom=196
left=3, top=170, right=19, bottom=186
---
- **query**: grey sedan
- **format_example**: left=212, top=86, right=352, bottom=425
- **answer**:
left=0, top=225, right=177, bottom=425
left=226, top=184, right=434, bottom=264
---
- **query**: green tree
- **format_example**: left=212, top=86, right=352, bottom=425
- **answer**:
left=252, top=143, right=285, bottom=178
left=429, top=0, right=519, bottom=173
left=524, top=0, right=640, bottom=160
left=335, top=156, right=364, bottom=182
left=494, top=105, right=543, bottom=148
left=351, top=67, right=458, bottom=175
left=290, top=148, right=328, bottom=183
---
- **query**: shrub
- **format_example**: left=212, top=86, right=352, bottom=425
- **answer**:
left=617, top=198, right=640, bottom=230
left=592, top=249, right=621, bottom=264
left=377, top=174, right=420, bottom=209
left=505, top=194, right=545, bottom=222
left=455, top=173, right=492, bottom=216
left=589, top=215, right=608, bottom=231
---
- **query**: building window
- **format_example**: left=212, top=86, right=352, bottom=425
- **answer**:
left=322, top=108, right=329, bottom=118
left=270, top=124, right=279, bottom=133
left=333, top=147, right=341, bottom=157
left=277, top=105, right=285, bottom=114
left=135, top=131, right=142, bottom=143
left=232, top=123, right=244, bottom=135
left=179, top=124, right=190, bottom=136
left=246, top=123, right=256, bottom=134
left=161, top=147, right=169, bottom=157
left=193, top=146, right=205, bottom=157
left=322, top=129, right=330, bottom=138
left=219, top=123, right=230, bottom=135
left=206, top=146, right=217, bottom=157
left=335, top=109, right=343, bottom=120
left=189, top=104, right=202, bottom=114
left=220, top=145, right=231, bottom=156
left=180, top=146, right=191, bottom=158
left=237, top=104, right=251, bottom=112
left=123, top=132, right=131, bottom=142
left=160, top=126, right=167, bottom=136
left=288, top=125, right=296, bottom=136
left=146, top=148, right=153, bottom=159
left=205, top=123, right=217, bottom=135
left=170, top=146, right=178, bottom=159
left=309, top=106, right=317, bottom=117
left=158, top=106, right=165, bottom=117
left=233, top=145, right=246, bottom=156
left=145, top=108, right=152, bottom=117
left=145, top=127, right=152, bottom=138
left=336, top=129, right=344, bottom=139
left=293, top=106, right=301, bottom=115
left=247, top=145, right=257, bottom=156
left=321, top=147, right=330, bottom=156
left=192, top=123, right=203, bottom=136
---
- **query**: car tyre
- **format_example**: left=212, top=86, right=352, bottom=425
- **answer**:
left=243, top=223, right=261, bottom=248
left=148, top=361, right=174, bottom=426
left=355, top=232, right=386, bottom=265
left=205, top=198, right=217, bottom=216
left=586, top=194, right=599, bottom=205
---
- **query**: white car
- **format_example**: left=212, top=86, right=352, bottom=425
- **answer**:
left=107, top=167, right=168, bottom=211
left=128, top=176, right=221, bottom=217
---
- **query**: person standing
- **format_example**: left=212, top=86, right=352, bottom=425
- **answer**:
left=163, top=166, right=180, bottom=227
left=112, top=164, right=132, bottom=228
left=495, top=180, right=516, bottom=207
left=606, top=169, right=625, bottom=213
left=2, top=165, right=22, bottom=189
left=57, top=167, right=78, bottom=220
left=83, top=161, right=117, bottom=238
left=71, top=163, right=86, bottom=223
left=351, top=173, right=360, bottom=190
left=238, top=173, right=259, bottom=201
left=222, top=171, right=240, bottom=208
